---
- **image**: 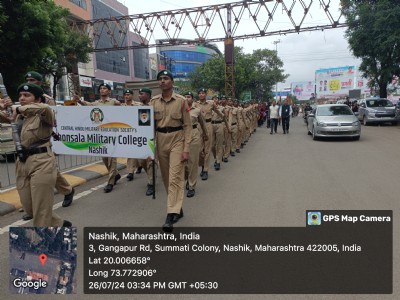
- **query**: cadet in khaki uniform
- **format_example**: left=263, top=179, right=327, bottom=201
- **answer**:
left=184, top=92, right=208, bottom=198
left=24, top=72, right=74, bottom=216
left=228, top=98, right=238, bottom=156
left=211, top=96, right=230, bottom=170
left=221, top=96, right=233, bottom=163
left=136, top=88, right=157, bottom=196
left=123, top=89, right=141, bottom=181
left=3, top=84, right=71, bottom=227
left=78, top=83, right=121, bottom=193
left=151, top=70, right=192, bottom=232
left=193, top=89, right=224, bottom=180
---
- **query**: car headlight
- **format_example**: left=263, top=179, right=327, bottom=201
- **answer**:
left=352, top=121, right=360, bottom=126
left=316, top=121, right=327, bottom=127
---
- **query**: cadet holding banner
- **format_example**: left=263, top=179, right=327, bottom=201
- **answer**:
left=0, top=83, right=71, bottom=227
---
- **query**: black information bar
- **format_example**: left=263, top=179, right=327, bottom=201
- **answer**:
left=84, top=210, right=392, bottom=294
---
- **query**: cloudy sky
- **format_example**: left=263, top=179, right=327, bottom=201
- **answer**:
left=123, top=0, right=360, bottom=89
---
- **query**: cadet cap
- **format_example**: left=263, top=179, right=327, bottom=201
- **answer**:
left=184, top=91, right=194, bottom=97
left=198, top=88, right=207, bottom=93
left=139, top=88, right=152, bottom=96
left=124, top=89, right=133, bottom=94
left=17, top=83, right=44, bottom=99
left=99, top=83, right=111, bottom=91
left=157, top=70, right=173, bottom=81
left=25, top=71, right=43, bottom=82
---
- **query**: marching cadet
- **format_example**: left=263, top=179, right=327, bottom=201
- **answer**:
left=0, top=83, right=71, bottom=227
left=193, top=89, right=224, bottom=180
left=77, top=83, right=122, bottom=193
left=211, top=96, right=230, bottom=171
left=184, top=91, right=208, bottom=198
left=123, top=89, right=140, bottom=181
left=136, top=88, right=156, bottom=196
left=151, top=70, right=192, bottom=232
left=23, top=71, right=74, bottom=219
left=221, top=96, right=233, bottom=163
left=228, top=98, right=238, bottom=157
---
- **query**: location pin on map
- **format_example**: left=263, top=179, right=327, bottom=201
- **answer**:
left=39, top=254, right=47, bottom=266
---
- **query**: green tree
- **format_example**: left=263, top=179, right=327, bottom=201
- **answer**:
left=188, top=47, right=287, bottom=101
left=342, top=0, right=400, bottom=98
left=36, top=30, right=93, bottom=99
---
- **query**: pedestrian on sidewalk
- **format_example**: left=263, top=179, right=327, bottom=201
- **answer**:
left=279, top=99, right=293, bottom=134
left=269, top=100, right=279, bottom=134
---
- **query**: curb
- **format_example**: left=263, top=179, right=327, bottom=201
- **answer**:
left=0, top=158, right=127, bottom=216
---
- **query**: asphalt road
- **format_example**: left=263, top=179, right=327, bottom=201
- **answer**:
left=0, top=116, right=399, bottom=300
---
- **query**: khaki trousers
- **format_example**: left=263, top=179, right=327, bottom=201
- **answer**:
left=212, top=123, right=224, bottom=163
left=230, top=124, right=238, bottom=153
left=186, top=128, right=201, bottom=190
left=223, top=125, right=231, bottom=159
left=137, top=159, right=156, bottom=185
left=55, top=170, right=72, bottom=195
left=16, top=151, right=63, bottom=227
left=201, top=122, right=213, bottom=171
left=156, top=131, right=185, bottom=214
left=127, top=158, right=138, bottom=173
left=102, top=157, right=118, bottom=185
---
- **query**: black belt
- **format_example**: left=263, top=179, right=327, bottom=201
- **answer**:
left=231, top=122, right=237, bottom=126
left=156, top=126, right=183, bottom=133
left=212, top=120, right=222, bottom=124
left=205, top=118, right=212, bottom=123
left=192, top=124, right=197, bottom=129
left=28, top=146, right=48, bottom=155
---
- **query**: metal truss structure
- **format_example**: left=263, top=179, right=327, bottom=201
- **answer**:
left=73, top=0, right=346, bottom=97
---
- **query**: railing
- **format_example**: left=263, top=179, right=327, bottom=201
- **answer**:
left=0, top=152, right=102, bottom=190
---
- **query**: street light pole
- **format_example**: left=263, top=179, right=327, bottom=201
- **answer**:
left=273, top=39, right=281, bottom=100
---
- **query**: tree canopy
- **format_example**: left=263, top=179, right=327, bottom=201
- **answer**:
left=0, top=0, right=92, bottom=99
left=187, top=47, right=288, bottom=101
left=342, top=0, right=400, bottom=98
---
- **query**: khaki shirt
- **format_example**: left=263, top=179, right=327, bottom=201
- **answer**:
left=80, top=98, right=120, bottom=106
left=231, top=106, right=239, bottom=124
left=17, top=103, right=54, bottom=149
left=150, top=92, right=192, bottom=153
left=194, top=100, right=223, bottom=121
left=190, top=106, right=208, bottom=137
left=123, top=101, right=141, bottom=106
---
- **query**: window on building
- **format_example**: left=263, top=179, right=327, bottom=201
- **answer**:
left=69, top=0, right=87, bottom=10
left=132, top=42, right=149, bottom=79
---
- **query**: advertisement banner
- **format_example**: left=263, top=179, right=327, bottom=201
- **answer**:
left=290, top=81, right=315, bottom=100
left=52, top=106, right=154, bottom=159
left=315, top=66, right=355, bottom=99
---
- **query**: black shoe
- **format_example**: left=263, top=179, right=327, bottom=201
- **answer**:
left=127, top=173, right=134, bottom=181
left=230, top=152, right=236, bottom=157
left=22, top=214, right=33, bottom=221
left=187, top=189, right=195, bottom=197
left=185, top=181, right=189, bottom=190
left=162, top=214, right=174, bottom=232
left=287, top=130, right=289, bottom=134
left=201, top=171, right=208, bottom=180
left=270, top=132, right=273, bottom=135
left=172, top=208, right=184, bottom=223
left=104, top=184, right=113, bottom=193
left=135, top=166, right=143, bottom=174
left=146, top=184, right=154, bottom=196
left=62, top=188, right=75, bottom=207
left=214, top=161, right=217, bottom=168
left=215, top=163, right=220, bottom=171
left=275, top=131, right=277, bottom=134
left=62, top=220, right=72, bottom=227
left=283, top=131, right=286, bottom=134
left=240, top=144, right=244, bottom=149
left=114, top=173, right=121, bottom=185
left=236, top=149, right=240, bottom=153
left=223, top=158, right=228, bottom=163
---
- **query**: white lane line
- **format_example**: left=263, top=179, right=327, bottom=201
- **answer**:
left=0, top=175, right=127, bottom=235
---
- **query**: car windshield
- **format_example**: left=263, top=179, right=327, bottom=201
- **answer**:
left=317, top=106, right=353, bottom=116
left=366, top=99, right=393, bottom=107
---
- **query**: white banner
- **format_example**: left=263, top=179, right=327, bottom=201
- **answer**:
left=315, top=66, right=356, bottom=99
left=290, top=81, right=315, bottom=100
left=52, top=106, right=154, bottom=159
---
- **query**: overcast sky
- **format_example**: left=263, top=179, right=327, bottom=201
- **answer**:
left=123, top=0, right=360, bottom=89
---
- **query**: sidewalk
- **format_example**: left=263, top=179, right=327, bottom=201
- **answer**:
left=0, top=159, right=127, bottom=216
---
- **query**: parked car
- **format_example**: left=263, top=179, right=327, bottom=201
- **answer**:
left=358, top=98, right=399, bottom=125
left=307, top=104, right=361, bottom=140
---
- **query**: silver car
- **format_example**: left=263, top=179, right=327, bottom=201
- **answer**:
left=307, top=104, right=361, bottom=140
left=358, top=98, right=399, bottom=125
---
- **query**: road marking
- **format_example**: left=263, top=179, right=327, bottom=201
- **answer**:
left=0, top=175, right=127, bottom=235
